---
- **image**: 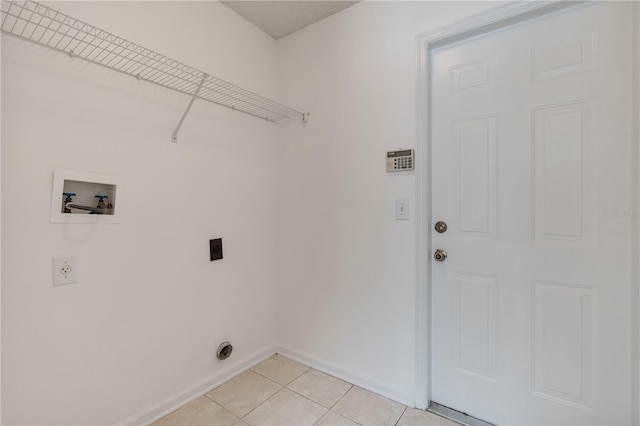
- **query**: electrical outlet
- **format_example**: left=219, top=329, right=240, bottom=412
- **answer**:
left=53, top=255, right=77, bottom=286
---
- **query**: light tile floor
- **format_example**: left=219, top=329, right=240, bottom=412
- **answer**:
left=153, top=354, right=458, bottom=426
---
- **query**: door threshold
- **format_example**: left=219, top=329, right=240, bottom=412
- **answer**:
left=428, top=402, right=495, bottom=426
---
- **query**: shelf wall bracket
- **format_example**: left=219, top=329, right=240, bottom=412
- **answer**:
left=171, top=73, right=208, bottom=143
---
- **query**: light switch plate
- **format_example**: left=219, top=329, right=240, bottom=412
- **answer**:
left=53, top=255, right=77, bottom=286
left=396, top=198, right=410, bottom=220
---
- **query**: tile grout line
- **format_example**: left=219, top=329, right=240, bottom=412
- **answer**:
left=205, top=369, right=283, bottom=423
left=207, top=355, right=312, bottom=423
left=269, top=386, right=330, bottom=425
left=311, top=405, right=361, bottom=426
left=258, top=354, right=396, bottom=426
left=331, top=385, right=408, bottom=426
left=248, top=366, right=288, bottom=388
left=241, top=370, right=335, bottom=425
left=284, top=385, right=331, bottom=412
left=153, top=395, right=241, bottom=425
left=325, top=383, right=354, bottom=412
left=201, top=393, right=241, bottom=424
left=285, top=369, right=353, bottom=409
left=395, top=405, right=409, bottom=426
left=280, top=367, right=361, bottom=426
left=160, top=355, right=406, bottom=426
left=249, top=364, right=310, bottom=387
left=322, top=385, right=364, bottom=426
left=248, top=364, right=359, bottom=426
left=239, top=387, right=282, bottom=423
left=246, top=364, right=312, bottom=419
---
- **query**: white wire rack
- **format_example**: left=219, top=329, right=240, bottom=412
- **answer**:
left=0, top=0, right=309, bottom=141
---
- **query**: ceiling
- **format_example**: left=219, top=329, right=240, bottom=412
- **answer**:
left=220, top=1, right=359, bottom=40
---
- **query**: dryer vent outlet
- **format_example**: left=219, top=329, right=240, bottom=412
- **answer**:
left=217, top=342, right=233, bottom=361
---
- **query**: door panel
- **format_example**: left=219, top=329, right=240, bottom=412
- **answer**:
left=430, top=3, right=633, bottom=425
left=533, top=101, right=594, bottom=245
left=452, top=117, right=498, bottom=239
left=451, top=272, right=498, bottom=382
left=532, top=281, right=593, bottom=409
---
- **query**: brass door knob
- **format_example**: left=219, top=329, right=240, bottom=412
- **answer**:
left=434, top=249, right=448, bottom=262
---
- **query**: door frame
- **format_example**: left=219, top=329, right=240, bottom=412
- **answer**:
left=414, top=1, right=640, bottom=423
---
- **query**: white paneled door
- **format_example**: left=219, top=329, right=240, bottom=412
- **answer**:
left=430, top=3, right=633, bottom=425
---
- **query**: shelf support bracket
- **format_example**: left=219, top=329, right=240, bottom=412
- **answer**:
left=172, top=73, right=208, bottom=143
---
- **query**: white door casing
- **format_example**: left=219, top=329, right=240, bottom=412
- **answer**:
left=416, top=2, right=638, bottom=425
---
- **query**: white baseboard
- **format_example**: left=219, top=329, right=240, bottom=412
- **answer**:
left=115, top=344, right=415, bottom=425
left=115, top=345, right=278, bottom=426
left=275, top=346, right=415, bottom=408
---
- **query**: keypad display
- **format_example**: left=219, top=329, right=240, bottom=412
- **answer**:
left=386, top=149, right=415, bottom=172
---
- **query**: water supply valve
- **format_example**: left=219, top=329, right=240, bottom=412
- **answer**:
left=62, top=192, right=77, bottom=213
left=94, top=195, right=113, bottom=212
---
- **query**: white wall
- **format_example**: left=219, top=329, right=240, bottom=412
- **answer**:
left=1, top=1, right=549, bottom=423
left=276, top=0, right=501, bottom=403
left=1, top=1, right=281, bottom=424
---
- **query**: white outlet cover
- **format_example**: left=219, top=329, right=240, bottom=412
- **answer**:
left=53, top=255, right=77, bottom=286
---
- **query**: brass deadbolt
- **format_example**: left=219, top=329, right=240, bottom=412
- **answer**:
left=435, top=221, right=447, bottom=233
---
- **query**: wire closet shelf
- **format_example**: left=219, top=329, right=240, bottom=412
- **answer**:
left=0, top=0, right=309, bottom=140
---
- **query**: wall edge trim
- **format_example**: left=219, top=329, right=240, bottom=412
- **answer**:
left=632, top=2, right=640, bottom=424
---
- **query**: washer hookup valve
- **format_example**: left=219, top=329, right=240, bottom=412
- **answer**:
left=94, top=195, right=113, bottom=211
left=62, top=192, right=77, bottom=213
